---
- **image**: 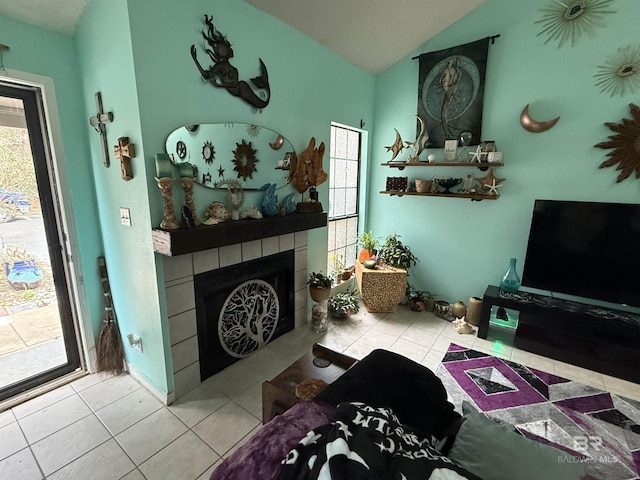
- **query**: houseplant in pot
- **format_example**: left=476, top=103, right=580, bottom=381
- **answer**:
left=307, top=271, right=332, bottom=302
left=357, top=230, right=379, bottom=263
left=377, top=233, right=419, bottom=270
left=328, top=289, right=360, bottom=319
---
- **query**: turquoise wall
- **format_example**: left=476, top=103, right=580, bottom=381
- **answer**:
left=369, top=0, right=639, bottom=305
left=0, top=16, right=104, bottom=341
left=73, top=0, right=375, bottom=395
left=75, top=0, right=170, bottom=392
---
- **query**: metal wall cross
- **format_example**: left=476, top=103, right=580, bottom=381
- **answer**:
left=89, top=92, right=114, bottom=167
left=114, top=137, right=136, bottom=181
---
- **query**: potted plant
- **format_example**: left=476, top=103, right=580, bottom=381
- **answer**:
left=357, top=231, right=379, bottom=263
left=330, top=253, right=355, bottom=282
left=377, top=233, right=419, bottom=270
left=307, top=271, right=332, bottom=302
left=328, top=289, right=360, bottom=319
left=408, top=288, right=427, bottom=311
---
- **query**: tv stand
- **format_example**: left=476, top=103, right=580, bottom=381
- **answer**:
left=478, top=285, right=640, bottom=384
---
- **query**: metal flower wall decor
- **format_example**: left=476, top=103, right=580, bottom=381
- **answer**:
left=535, top=0, right=615, bottom=48
left=594, top=44, right=640, bottom=97
left=595, top=103, right=640, bottom=183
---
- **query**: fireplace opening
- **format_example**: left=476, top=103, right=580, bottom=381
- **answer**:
left=195, top=251, right=295, bottom=380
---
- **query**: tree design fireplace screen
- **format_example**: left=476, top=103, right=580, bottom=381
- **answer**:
left=195, top=251, right=294, bottom=380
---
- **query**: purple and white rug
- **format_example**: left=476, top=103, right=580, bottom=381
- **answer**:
left=435, top=343, right=640, bottom=480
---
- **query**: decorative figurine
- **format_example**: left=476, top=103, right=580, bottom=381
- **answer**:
left=190, top=14, right=271, bottom=109
left=114, top=137, right=135, bottom=181
left=385, top=128, right=405, bottom=161
left=405, top=117, right=429, bottom=162
left=259, top=183, right=279, bottom=217
left=215, top=179, right=244, bottom=220
left=155, top=177, right=179, bottom=230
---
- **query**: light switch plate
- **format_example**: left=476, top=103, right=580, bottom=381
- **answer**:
left=120, top=207, right=131, bottom=226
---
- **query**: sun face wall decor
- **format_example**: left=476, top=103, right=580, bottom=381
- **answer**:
left=535, top=0, right=616, bottom=48
left=232, top=139, right=258, bottom=180
left=595, top=103, right=640, bottom=183
left=594, top=44, right=640, bottom=97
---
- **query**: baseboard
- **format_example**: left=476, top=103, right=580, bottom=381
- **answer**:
left=126, top=362, right=175, bottom=405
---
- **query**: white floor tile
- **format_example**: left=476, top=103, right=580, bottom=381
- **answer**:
left=0, top=409, right=15, bottom=429
left=357, top=328, right=398, bottom=349
left=31, top=414, right=111, bottom=476
left=400, top=324, right=439, bottom=349
left=47, top=439, right=135, bottom=480
left=12, top=385, right=76, bottom=419
left=95, top=387, right=164, bottom=435
left=193, top=402, right=259, bottom=456
left=0, top=448, right=42, bottom=480
left=69, top=374, right=102, bottom=393
left=139, top=431, right=218, bottom=480
left=19, top=394, right=92, bottom=444
left=205, top=364, right=263, bottom=399
left=79, top=374, right=141, bottom=411
left=116, top=408, right=187, bottom=465
left=120, top=468, right=146, bottom=480
left=343, top=341, right=377, bottom=360
left=169, top=381, right=230, bottom=428
left=233, top=382, right=263, bottom=418
left=0, top=421, right=28, bottom=461
left=387, top=338, right=429, bottom=363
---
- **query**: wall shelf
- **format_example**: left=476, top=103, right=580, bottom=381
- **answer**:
left=152, top=212, right=327, bottom=256
left=379, top=191, right=497, bottom=201
left=381, top=161, right=503, bottom=171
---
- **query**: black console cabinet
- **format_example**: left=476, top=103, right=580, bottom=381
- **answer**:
left=479, top=285, right=640, bottom=384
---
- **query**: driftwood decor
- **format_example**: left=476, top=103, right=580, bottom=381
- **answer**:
left=190, top=14, right=271, bottom=110
left=290, top=137, right=327, bottom=194
left=595, top=103, right=640, bottom=183
left=114, top=137, right=135, bottom=181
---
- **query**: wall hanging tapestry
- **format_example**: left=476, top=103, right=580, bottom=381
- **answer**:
left=416, top=37, right=490, bottom=148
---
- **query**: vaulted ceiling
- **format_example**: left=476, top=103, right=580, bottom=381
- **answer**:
left=0, top=0, right=484, bottom=75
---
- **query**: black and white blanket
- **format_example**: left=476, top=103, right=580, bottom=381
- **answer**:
left=275, top=402, right=481, bottom=480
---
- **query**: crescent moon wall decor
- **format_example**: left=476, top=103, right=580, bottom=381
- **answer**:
left=520, top=104, right=560, bottom=133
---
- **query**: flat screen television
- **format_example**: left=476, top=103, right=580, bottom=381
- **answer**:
left=521, top=200, right=640, bottom=308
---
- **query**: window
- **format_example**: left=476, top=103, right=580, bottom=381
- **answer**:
left=327, top=124, right=361, bottom=279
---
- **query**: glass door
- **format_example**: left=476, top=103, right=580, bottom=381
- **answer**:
left=0, top=81, right=81, bottom=401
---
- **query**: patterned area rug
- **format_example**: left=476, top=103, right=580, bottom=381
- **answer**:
left=435, top=343, right=640, bottom=480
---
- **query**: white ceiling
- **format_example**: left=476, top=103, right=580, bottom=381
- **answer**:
left=0, top=0, right=483, bottom=75
left=245, top=0, right=485, bottom=74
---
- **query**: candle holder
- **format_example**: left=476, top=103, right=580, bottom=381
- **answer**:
left=155, top=177, right=179, bottom=230
left=179, top=178, right=201, bottom=226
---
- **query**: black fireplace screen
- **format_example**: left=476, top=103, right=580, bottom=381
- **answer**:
left=195, top=251, right=295, bottom=380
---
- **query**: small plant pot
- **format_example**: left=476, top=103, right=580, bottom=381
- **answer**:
left=309, top=286, right=331, bottom=303
left=329, top=305, right=348, bottom=319
left=425, top=298, right=435, bottom=312
left=409, top=299, right=425, bottom=312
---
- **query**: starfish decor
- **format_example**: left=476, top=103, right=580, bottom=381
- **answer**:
left=477, top=168, right=505, bottom=195
left=595, top=103, right=640, bottom=182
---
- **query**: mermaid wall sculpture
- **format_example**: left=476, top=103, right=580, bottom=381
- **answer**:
left=191, top=14, right=271, bottom=110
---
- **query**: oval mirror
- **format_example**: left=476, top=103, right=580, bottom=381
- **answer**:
left=165, top=123, right=294, bottom=189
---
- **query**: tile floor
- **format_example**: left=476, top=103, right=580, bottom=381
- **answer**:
left=1, top=306, right=640, bottom=480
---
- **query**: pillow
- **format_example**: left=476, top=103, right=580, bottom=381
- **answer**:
left=448, top=401, right=585, bottom=480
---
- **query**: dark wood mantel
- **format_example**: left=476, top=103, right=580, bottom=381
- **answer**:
left=152, top=212, right=327, bottom=256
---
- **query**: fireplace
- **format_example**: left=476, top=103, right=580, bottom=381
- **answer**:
left=195, top=251, right=294, bottom=380
left=161, top=230, right=313, bottom=399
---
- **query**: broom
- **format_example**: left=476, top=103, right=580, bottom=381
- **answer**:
left=96, top=256, right=125, bottom=374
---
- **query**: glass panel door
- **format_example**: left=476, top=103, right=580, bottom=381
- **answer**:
left=0, top=81, right=81, bottom=401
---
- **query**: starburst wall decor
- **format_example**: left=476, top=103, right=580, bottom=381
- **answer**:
left=595, top=103, right=640, bottom=183
left=535, top=0, right=616, bottom=48
left=594, top=44, right=640, bottom=97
